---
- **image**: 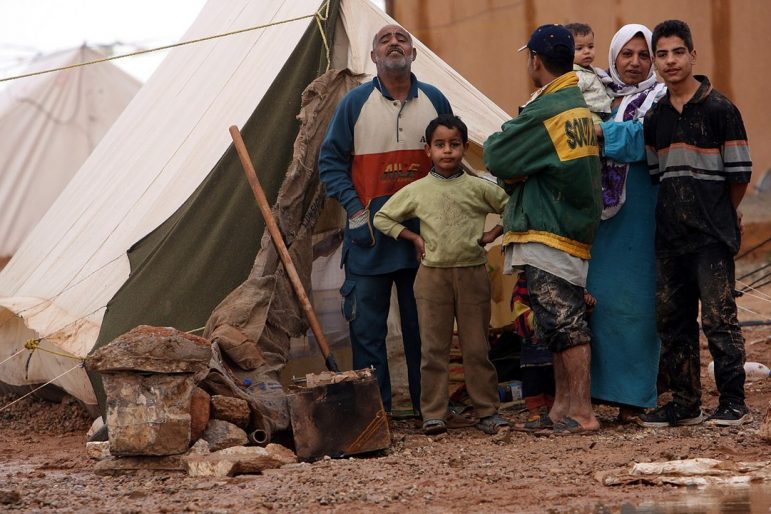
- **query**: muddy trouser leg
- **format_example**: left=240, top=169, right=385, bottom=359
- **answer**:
left=454, top=265, right=499, bottom=419
left=393, top=267, right=423, bottom=413
left=524, top=266, right=591, bottom=353
left=656, top=253, right=701, bottom=409
left=343, top=271, right=394, bottom=412
left=414, top=266, right=454, bottom=421
left=524, top=266, right=592, bottom=420
left=696, top=244, right=746, bottom=406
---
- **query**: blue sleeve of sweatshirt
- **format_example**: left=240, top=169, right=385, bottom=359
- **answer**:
left=318, top=85, right=371, bottom=217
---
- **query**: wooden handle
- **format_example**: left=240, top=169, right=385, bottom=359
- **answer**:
left=229, top=125, right=336, bottom=367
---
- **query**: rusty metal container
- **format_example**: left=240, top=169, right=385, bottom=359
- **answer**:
left=288, top=369, right=390, bottom=461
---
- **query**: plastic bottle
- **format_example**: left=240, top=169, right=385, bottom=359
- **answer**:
left=707, top=361, right=771, bottom=381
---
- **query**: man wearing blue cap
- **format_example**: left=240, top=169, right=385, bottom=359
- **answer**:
left=485, top=24, right=603, bottom=434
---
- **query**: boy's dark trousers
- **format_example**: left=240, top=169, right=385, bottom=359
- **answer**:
left=413, top=264, right=500, bottom=421
left=656, top=243, right=746, bottom=409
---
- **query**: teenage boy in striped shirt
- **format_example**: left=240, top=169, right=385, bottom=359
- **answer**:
left=640, top=19, right=752, bottom=427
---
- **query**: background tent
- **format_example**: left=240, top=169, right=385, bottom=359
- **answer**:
left=0, top=0, right=509, bottom=410
left=0, top=45, right=141, bottom=263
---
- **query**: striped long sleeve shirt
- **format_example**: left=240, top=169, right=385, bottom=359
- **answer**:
left=644, top=75, right=751, bottom=257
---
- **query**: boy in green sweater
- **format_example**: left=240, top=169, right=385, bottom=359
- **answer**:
left=374, top=114, right=510, bottom=435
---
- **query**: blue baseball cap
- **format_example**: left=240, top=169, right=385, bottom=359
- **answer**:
left=518, top=24, right=574, bottom=59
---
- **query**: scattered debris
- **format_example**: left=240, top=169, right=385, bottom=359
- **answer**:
left=185, top=444, right=296, bottom=477
left=94, top=454, right=187, bottom=475
left=595, top=458, right=771, bottom=486
left=86, top=441, right=111, bottom=460
left=211, top=395, right=251, bottom=429
left=288, top=368, right=390, bottom=461
left=0, top=490, right=21, bottom=505
left=190, top=387, right=211, bottom=442
left=86, top=417, right=105, bottom=440
left=202, top=419, right=249, bottom=452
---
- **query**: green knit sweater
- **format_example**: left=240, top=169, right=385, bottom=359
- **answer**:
left=373, top=172, right=508, bottom=267
left=484, top=72, right=602, bottom=259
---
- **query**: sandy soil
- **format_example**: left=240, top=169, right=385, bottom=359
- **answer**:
left=0, top=218, right=769, bottom=513
left=0, top=321, right=770, bottom=513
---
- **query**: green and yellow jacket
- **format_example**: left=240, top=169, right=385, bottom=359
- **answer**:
left=484, top=72, right=602, bottom=259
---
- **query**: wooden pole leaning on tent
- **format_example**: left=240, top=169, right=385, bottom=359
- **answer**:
left=229, top=125, right=340, bottom=373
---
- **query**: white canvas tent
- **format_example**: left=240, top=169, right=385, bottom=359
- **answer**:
left=0, top=45, right=141, bottom=260
left=0, top=0, right=510, bottom=409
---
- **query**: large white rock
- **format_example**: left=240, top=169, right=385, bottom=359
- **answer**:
left=185, top=444, right=296, bottom=477
left=103, top=372, right=194, bottom=456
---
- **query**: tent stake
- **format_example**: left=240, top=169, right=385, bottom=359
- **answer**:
left=229, top=125, right=340, bottom=373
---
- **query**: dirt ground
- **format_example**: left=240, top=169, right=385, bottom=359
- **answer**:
left=1, top=328, right=770, bottom=513
left=0, top=216, right=769, bottom=513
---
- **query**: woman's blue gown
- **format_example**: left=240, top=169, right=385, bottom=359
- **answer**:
left=587, top=116, right=660, bottom=408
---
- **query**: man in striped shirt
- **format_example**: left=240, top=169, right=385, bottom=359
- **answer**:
left=640, top=20, right=752, bottom=427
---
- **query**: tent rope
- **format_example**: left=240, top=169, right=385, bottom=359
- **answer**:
left=0, top=11, right=322, bottom=84
left=1, top=324, right=205, bottom=373
left=1, top=303, right=207, bottom=371
left=314, top=0, right=332, bottom=72
left=737, top=280, right=771, bottom=303
left=738, top=304, right=771, bottom=323
left=0, top=348, right=25, bottom=368
left=23, top=338, right=85, bottom=360
left=0, top=305, right=103, bottom=361
left=740, top=289, right=771, bottom=305
left=737, top=261, right=771, bottom=281
left=0, top=362, right=84, bottom=413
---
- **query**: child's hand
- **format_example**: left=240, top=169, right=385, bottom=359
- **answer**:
left=396, top=228, right=425, bottom=262
left=413, top=236, right=426, bottom=262
left=583, top=289, right=597, bottom=315
left=478, top=224, right=504, bottom=246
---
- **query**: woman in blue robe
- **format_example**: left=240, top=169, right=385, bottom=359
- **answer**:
left=588, top=24, right=666, bottom=422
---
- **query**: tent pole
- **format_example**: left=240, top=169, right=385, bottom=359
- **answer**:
left=229, top=125, right=340, bottom=373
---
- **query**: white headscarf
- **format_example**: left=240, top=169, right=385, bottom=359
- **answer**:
left=607, top=24, right=658, bottom=97
left=604, top=24, right=666, bottom=122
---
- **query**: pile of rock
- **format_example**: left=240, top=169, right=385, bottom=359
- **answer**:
left=85, top=325, right=296, bottom=477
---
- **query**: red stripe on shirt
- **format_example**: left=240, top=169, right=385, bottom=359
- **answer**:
left=352, top=150, right=432, bottom=206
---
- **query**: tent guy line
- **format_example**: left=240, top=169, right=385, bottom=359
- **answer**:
left=738, top=285, right=771, bottom=304
left=0, top=362, right=84, bottom=413
left=738, top=304, right=771, bottom=324
left=0, top=310, right=207, bottom=364
left=0, top=5, right=330, bottom=84
left=22, top=338, right=85, bottom=361
left=0, top=348, right=25, bottom=368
